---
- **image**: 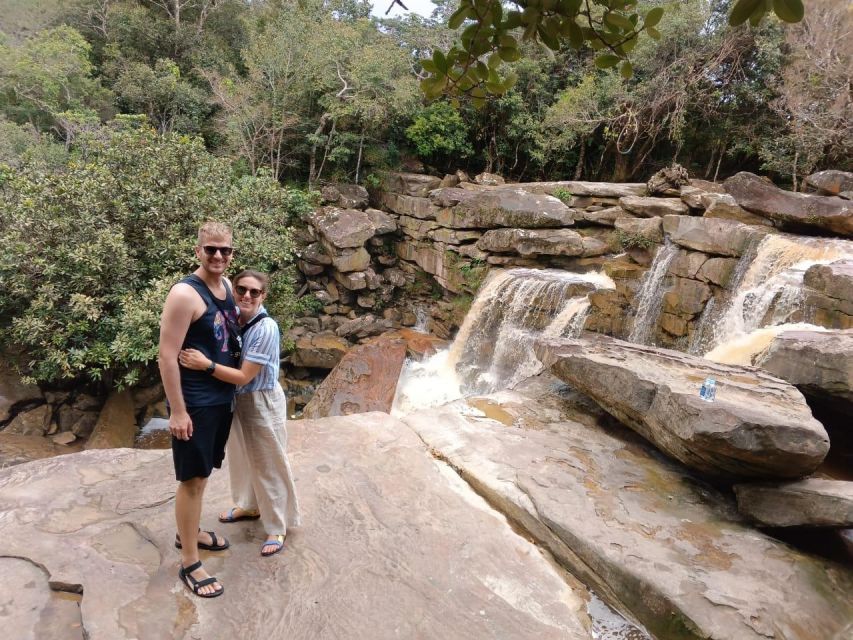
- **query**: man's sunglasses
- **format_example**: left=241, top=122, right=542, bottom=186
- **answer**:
left=235, top=285, right=264, bottom=299
left=202, top=245, right=233, bottom=257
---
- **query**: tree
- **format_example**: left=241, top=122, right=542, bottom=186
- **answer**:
left=417, top=0, right=806, bottom=103
left=0, top=119, right=313, bottom=389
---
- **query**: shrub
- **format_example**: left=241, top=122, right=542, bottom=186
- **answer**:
left=553, top=187, right=573, bottom=204
left=0, top=122, right=312, bottom=389
left=405, top=101, right=473, bottom=170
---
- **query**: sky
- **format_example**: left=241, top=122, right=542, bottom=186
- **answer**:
left=370, top=0, right=437, bottom=19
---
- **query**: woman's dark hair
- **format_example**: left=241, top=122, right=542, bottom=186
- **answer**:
left=233, top=269, right=269, bottom=291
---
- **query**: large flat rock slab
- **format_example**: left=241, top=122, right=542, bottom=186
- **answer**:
left=400, top=388, right=853, bottom=640
left=535, top=335, right=829, bottom=480
left=733, top=478, right=853, bottom=527
left=0, top=414, right=591, bottom=640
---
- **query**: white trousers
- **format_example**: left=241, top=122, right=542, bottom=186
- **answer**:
left=229, top=384, right=301, bottom=534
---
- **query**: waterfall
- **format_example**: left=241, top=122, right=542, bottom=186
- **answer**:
left=692, top=233, right=852, bottom=355
left=391, top=268, right=614, bottom=415
left=627, top=241, right=679, bottom=345
left=705, top=322, right=828, bottom=366
left=413, top=306, right=429, bottom=333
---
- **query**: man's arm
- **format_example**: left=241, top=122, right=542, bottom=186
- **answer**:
left=158, top=284, right=199, bottom=441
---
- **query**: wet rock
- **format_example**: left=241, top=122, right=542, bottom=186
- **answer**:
left=535, top=335, right=829, bottom=480
left=302, top=334, right=407, bottom=418
left=0, top=362, right=43, bottom=422
left=0, top=419, right=590, bottom=640
left=477, top=228, right=584, bottom=257
left=619, top=195, right=690, bottom=218
left=289, top=333, right=349, bottom=369
left=754, top=329, right=852, bottom=411
left=438, top=189, right=575, bottom=229
left=724, top=172, right=853, bottom=237
left=662, top=215, right=760, bottom=257
left=0, top=432, right=82, bottom=468
left=668, top=249, right=707, bottom=280
left=803, top=260, right=853, bottom=329
left=402, top=387, right=853, bottom=640
left=85, top=391, right=136, bottom=450
left=312, top=207, right=375, bottom=249
left=805, top=170, right=853, bottom=196
left=662, top=277, right=712, bottom=316
left=696, top=256, right=737, bottom=288
left=380, top=171, right=442, bottom=197
left=734, top=478, right=853, bottom=527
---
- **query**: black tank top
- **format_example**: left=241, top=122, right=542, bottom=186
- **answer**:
left=178, top=274, right=239, bottom=406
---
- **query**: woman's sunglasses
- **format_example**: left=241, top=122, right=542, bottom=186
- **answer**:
left=235, top=285, right=264, bottom=299
left=202, top=245, right=233, bottom=257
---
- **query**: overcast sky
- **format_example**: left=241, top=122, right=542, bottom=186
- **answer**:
left=369, top=0, right=437, bottom=19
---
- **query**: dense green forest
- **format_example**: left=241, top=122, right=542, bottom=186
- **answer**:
left=1, top=0, right=850, bottom=185
left=0, top=0, right=850, bottom=389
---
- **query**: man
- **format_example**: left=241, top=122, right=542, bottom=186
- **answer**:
left=159, top=221, right=240, bottom=598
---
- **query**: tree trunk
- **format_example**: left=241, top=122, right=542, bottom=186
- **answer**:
left=612, top=150, right=629, bottom=182
left=792, top=150, right=798, bottom=192
left=316, top=118, right=337, bottom=185
left=308, top=113, right=331, bottom=187
left=355, top=129, right=365, bottom=184
left=712, top=143, right=725, bottom=183
left=573, top=140, right=586, bottom=180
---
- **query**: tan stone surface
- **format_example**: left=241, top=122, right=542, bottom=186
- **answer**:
left=734, top=478, right=853, bottom=527
left=401, top=385, right=853, bottom=640
left=289, top=333, right=349, bottom=369
left=536, top=335, right=829, bottom=480
left=663, top=215, right=762, bottom=257
left=84, top=391, right=137, bottom=450
left=619, top=195, right=689, bottom=217
left=0, top=415, right=592, bottom=640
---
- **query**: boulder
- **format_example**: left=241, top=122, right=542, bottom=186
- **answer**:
left=320, top=183, right=369, bottom=209
left=364, top=208, right=397, bottom=235
left=302, top=334, right=407, bottom=418
left=474, top=171, right=505, bottom=186
left=289, top=333, right=349, bottom=369
left=724, top=172, right=853, bottom=237
left=298, top=242, right=330, bottom=266
left=661, top=277, right=712, bottom=316
left=4, top=405, right=52, bottom=436
left=401, top=384, right=853, bottom=640
left=476, top=228, right=584, bottom=257
left=334, top=314, right=393, bottom=340
left=679, top=185, right=708, bottom=209
left=662, top=215, right=761, bottom=257
left=329, top=246, right=370, bottom=273
left=805, top=170, right=853, bottom=196
left=437, top=189, right=576, bottom=229
left=754, top=329, right=852, bottom=410
left=696, top=256, right=737, bottom=288
left=398, top=215, right=440, bottom=241
left=614, top=217, right=663, bottom=244
left=84, top=391, right=136, bottom=450
left=0, top=416, right=591, bottom=640
left=701, top=193, right=774, bottom=227
left=332, top=269, right=368, bottom=291
left=508, top=181, right=646, bottom=198
left=312, top=207, right=375, bottom=249
left=535, top=335, right=830, bottom=480
left=668, top=250, right=708, bottom=280
left=380, top=171, right=442, bottom=197
left=0, top=362, right=43, bottom=422
left=428, top=187, right=477, bottom=208
left=379, top=191, right=439, bottom=219
left=646, top=163, right=689, bottom=196
left=803, top=260, right=853, bottom=329
left=429, top=228, right=482, bottom=244
left=582, top=206, right=630, bottom=226
left=734, top=478, right=853, bottom=527
left=619, top=195, right=690, bottom=218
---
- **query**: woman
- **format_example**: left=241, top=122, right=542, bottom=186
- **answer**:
left=179, top=269, right=301, bottom=556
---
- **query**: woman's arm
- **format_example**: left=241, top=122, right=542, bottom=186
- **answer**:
left=178, top=348, right=261, bottom=386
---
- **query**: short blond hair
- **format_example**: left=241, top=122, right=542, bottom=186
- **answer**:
left=197, top=221, right=232, bottom=244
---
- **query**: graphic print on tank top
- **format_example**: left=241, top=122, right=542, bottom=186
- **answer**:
left=213, top=308, right=239, bottom=353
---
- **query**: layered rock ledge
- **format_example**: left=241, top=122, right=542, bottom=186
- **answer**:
left=535, top=335, right=829, bottom=480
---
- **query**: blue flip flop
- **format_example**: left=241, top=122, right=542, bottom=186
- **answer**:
left=261, top=534, right=285, bottom=557
left=219, top=507, right=261, bottom=523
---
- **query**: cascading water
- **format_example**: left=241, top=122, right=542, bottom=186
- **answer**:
left=690, top=233, right=853, bottom=356
left=413, top=305, right=430, bottom=333
left=391, top=268, right=613, bottom=415
left=627, top=241, right=679, bottom=345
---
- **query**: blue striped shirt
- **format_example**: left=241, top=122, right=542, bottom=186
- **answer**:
left=236, top=306, right=280, bottom=394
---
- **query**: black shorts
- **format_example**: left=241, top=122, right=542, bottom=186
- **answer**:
left=171, top=403, right=233, bottom=482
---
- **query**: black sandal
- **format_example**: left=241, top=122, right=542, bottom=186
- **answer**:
left=178, top=560, right=224, bottom=598
left=175, top=529, right=230, bottom=551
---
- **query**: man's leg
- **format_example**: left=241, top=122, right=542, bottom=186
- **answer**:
left=176, top=476, right=221, bottom=596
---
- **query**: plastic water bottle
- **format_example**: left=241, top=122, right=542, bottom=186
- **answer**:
left=700, top=377, right=716, bottom=402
